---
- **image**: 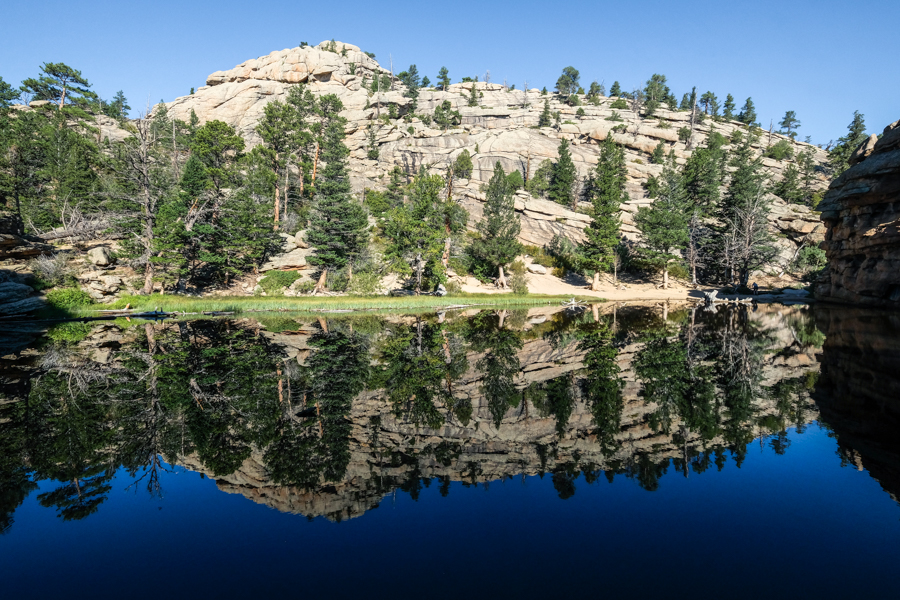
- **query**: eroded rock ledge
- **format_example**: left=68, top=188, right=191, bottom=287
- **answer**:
left=816, top=119, right=900, bottom=306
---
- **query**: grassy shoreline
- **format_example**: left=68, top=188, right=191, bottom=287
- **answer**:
left=88, top=292, right=602, bottom=315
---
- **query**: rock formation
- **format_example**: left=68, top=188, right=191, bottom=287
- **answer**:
left=817, top=119, right=900, bottom=306
left=165, top=41, right=828, bottom=265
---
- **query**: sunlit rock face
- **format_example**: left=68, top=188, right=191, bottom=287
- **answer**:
left=163, top=41, right=827, bottom=254
left=814, top=308, right=900, bottom=502
left=817, top=119, right=900, bottom=306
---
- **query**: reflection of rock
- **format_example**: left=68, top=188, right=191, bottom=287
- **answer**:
left=0, top=280, right=43, bottom=316
left=188, top=304, right=821, bottom=521
left=814, top=307, right=900, bottom=503
left=817, top=119, right=900, bottom=306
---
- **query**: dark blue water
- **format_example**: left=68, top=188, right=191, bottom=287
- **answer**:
left=2, top=304, right=899, bottom=599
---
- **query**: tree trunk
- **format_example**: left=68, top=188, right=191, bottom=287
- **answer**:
left=497, top=266, right=507, bottom=289
left=663, top=264, right=669, bottom=289
left=311, top=143, right=320, bottom=184
left=347, top=261, right=353, bottom=283
left=143, top=262, right=154, bottom=295
left=315, top=268, right=328, bottom=293
left=591, top=270, right=600, bottom=291
left=415, top=253, right=423, bottom=295
left=591, top=303, right=600, bottom=322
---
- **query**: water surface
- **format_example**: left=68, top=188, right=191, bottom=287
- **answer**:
left=1, top=303, right=898, bottom=599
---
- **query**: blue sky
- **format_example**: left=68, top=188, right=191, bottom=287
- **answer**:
left=2, top=0, right=897, bottom=145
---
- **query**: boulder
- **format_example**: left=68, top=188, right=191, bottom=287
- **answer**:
left=260, top=248, right=311, bottom=271
left=0, top=281, right=41, bottom=315
left=527, top=263, right=547, bottom=274
left=87, top=246, right=113, bottom=266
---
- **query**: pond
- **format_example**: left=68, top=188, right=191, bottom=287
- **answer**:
left=1, top=302, right=899, bottom=599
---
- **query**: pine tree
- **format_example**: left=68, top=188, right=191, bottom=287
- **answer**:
left=643, top=74, right=671, bottom=117
left=256, top=96, right=300, bottom=228
left=773, top=163, right=802, bottom=203
left=0, top=76, right=18, bottom=109
left=437, top=66, right=451, bottom=91
left=555, top=66, right=580, bottom=105
left=651, top=141, right=666, bottom=164
left=610, top=81, right=622, bottom=97
left=453, top=149, right=473, bottom=178
left=306, top=95, right=368, bottom=291
left=682, top=128, right=725, bottom=213
left=21, top=62, right=98, bottom=110
left=716, top=134, right=776, bottom=286
left=538, top=99, right=552, bottom=127
left=679, top=93, right=691, bottom=110
left=471, top=162, right=523, bottom=288
left=722, top=94, right=736, bottom=120
left=399, top=64, right=421, bottom=109
left=548, top=138, right=577, bottom=208
left=103, top=90, right=130, bottom=120
left=828, top=110, right=867, bottom=176
left=421, top=76, right=431, bottom=88
left=635, top=156, right=689, bottom=288
left=580, top=133, right=626, bottom=290
left=738, top=97, right=757, bottom=126
left=779, top=110, right=801, bottom=138
left=467, top=83, right=479, bottom=107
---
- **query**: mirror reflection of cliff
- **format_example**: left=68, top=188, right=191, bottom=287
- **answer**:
left=813, top=308, right=900, bottom=503
left=1, top=303, right=834, bottom=527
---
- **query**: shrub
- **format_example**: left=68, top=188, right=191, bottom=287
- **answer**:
left=46, top=322, right=92, bottom=344
left=506, top=170, right=524, bottom=190
left=668, top=263, right=690, bottom=281
left=797, top=246, right=827, bottom=271
left=605, top=111, right=624, bottom=122
left=522, top=244, right=559, bottom=268
left=45, top=287, right=92, bottom=309
left=258, top=271, right=301, bottom=295
left=576, top=107, right=586, bottom=117
left=551, top=266, right=567, bottom=278
left=407, top=126, right=415, bottom=135
left=29, top=253, right=71, bottom=289
left=453, top=149, right=473, bottom=178
left=765, top=139, right=794, bottom=161
left=677, top=127, right=692, bottom=144
left=294, top=281, right=316, bottom=295
left=365, top=189, right=392, bottom=216
left=347, top=271, right=384, bottom=296
left=610, top=98, right=628, bottom=109
left=508, top=260, right=529, bottom=295
left=445, top=280, right=462, bottom=295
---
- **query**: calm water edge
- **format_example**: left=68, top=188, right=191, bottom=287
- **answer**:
left=2, top=302, right=899, bottom=599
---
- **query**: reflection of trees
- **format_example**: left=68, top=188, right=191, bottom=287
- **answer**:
left=375, top=316, right=468, bottom=429
left=466, top=311, right=523, bottom=428
left=578, top=318, right=625, bottom=453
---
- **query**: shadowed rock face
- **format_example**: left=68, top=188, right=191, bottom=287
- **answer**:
left=817, top=119, right=900, bottom=306
left=814, top=308, right=900, bottom=503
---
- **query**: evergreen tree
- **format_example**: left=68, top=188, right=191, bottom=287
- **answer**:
left=679, top=92, right=691, bottom=110
left=555, top=66, right=580, bottom=105
left=399, top=64, right=421, bottom=109
left=453, top=149, right=473, bottom=178
left=433, top=100, right=461, bottom=130
left=609, top=81, right=622, bottom=97
left=587, top=81, right=603, bottom=104
left=21, top=62, right=98, bottom=111
left=383, top=169, right=449, bottom=293
left=682, top=128, right=726, bottom=213
left=538, top=99, right=552, bottom=127
left=548, top=138, right=577, bottom=208
left=643, top=74, right=671, bottom=117
left=738, top=97, right=757, bottom=126
left=0, top=76, right=18, bottom=109
left=779, top=110, right=801, bottom=138
left=773, top=163, right=802, bottom=204
left=467, top=83, right=479, bottom=107
left=437, top=66, right=451, bottom=91
left=102, top=90, right=130, bottom=120
left=635, top=156, right=689, bottom=288
left=255, top=96, right=300, bottom=227
left=470, top=162, right=523, bottom=288
left=651, top=141, right=666, bottom=164
left=420, top=76, right=431, bottom=88
left=306, top=95, right=368, bottom=290
left=385, top=166, right=406, bottom=205
left=716, top=133, right=776, bottom=286
left=580, top=133, right=626, bottom=290
left=828, top=110, right=867, bottom=176
left=722, top=94, right=736, bottom=120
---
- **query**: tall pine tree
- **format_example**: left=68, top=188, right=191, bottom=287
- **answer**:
left=635, top=156, right=689, bottom=288
left=548, top=138, right=577, bottom=208
left=306, top=95, right=368, bottom=291
left=471, top=162, right=523, bottom=288
left=580, top=133, right=626, bottom=290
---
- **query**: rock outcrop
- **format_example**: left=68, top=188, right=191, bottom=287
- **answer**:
left=165, top=41, right=828, bottom=263
left=816, top=119, right=900, bottom=306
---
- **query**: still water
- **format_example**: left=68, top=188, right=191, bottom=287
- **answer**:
left=1, top=303, right=899, bottom=599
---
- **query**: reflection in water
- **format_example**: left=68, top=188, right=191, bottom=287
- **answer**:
left=1, top=301, right=897, bottom=528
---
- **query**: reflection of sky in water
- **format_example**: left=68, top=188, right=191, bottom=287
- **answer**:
left=2, top=304, right=900, bottom=598
left=4, top=424, right=899, bottom=599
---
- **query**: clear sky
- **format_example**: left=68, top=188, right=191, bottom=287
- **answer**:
left=2, top=0, right=897, bottom=145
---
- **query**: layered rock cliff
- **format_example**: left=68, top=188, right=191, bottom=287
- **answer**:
left=164, top=40, right=827, bottom=260
left=816, top=119, right=900, bottom=305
